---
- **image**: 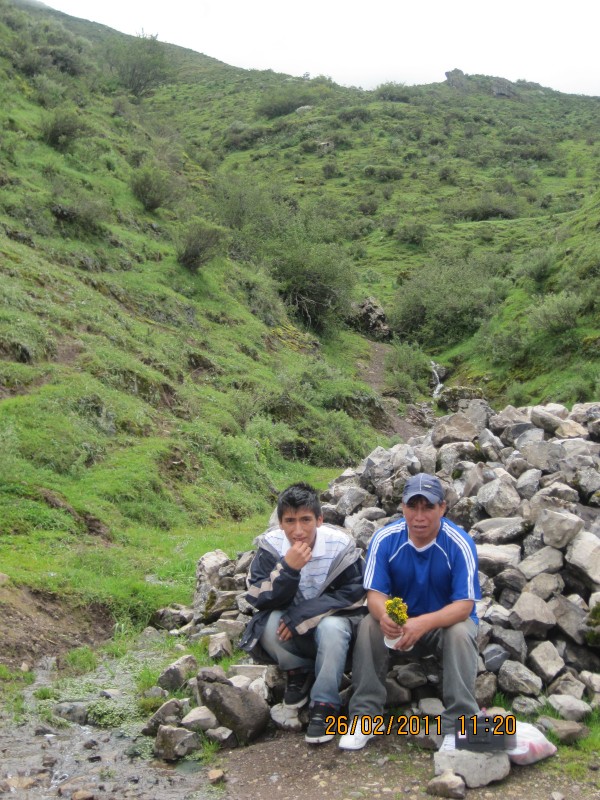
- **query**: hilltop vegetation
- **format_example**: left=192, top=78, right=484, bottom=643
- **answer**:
left=0, top=0, right=599, bottom=628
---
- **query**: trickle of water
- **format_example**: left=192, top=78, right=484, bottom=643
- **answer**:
left=430, top=361, right=444, bottom=399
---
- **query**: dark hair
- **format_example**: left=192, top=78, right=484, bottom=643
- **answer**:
left=276, top=482, right=321, bottom=521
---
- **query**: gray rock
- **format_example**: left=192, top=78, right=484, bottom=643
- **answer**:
left=511, top=695, right=544, bottom=715
left=157, top=655, right=198, bottom=691
left=208, top=632, right=233, bottom=659
left=520, top=440, right=567, bottom=472
left=536, top=508, right=584, bottom=549
left=548, top=595, right=588, bottom=645
left=434, top=750, right=510, bottom=788
left=336, top=486, right=369, bottom=516
left=200, top=681, right=270, bottom=744
left=518, top=546, right=563, bottom=580
left=515, top=468, right=542, bottom=499
left=528, top=641, right=565, bottom=683
left=154, top=724, right=201, bottom=761
left=181, top=705, right=218, bottom=732
left=548, top=672, right=586, bottom=699
left=566, top=530, right=600, bottom=588
left=393, top=662, right=428, bottom=689
left=523, top=572, right=565, bottom=600
left=490, top=627, right=527, bottom=663
left=477, top=544, right=521, bottom=576
left=205, top=725, right=238, bottom=747
left=431, top=413, right=478, bottom=447
left=536, top=715, right=589, bottom=743
left=477, top=480, right=521, bottom=517
left=426, top=769, right=466, bottom=798
left=142, top=699, right=185, bottom=736
left=508, top=592, right=556, bottom=636
left=547, top=694, right=592, bottom=721
left=472, top=517, right=527, bottom=545
left=53, top=702, right=88, bottom=725
left=498, top=660, right=542, bottom=696
left=270, top=702, right=303, bottom=732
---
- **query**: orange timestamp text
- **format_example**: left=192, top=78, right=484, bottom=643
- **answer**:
left=325, top=715, right=442, bottom=737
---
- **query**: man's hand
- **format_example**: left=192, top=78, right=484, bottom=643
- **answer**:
left=379, top=612, right=405, bottom=640
left=277, top=620, right=294, bottom=641
left=283, top=541, right=312, bottom=571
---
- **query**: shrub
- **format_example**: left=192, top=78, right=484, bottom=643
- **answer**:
left=528, top=291, right=582, bottom=335
left=266, top=224, right=356, bottom=332
left=176, top=219, right=228, bottom=272
left=389, top=252, right=510, bottom=348
left=322, top=160, right=339, bottom=179
left=375, top=82, right=413, bottom=103
left=515, top=248, right=557, bottom=285
left=256, top=87, right=313, bottom=119
left=384, top=342, right=432, bottom=401
left=130, top=165, right=176, bottom=211
left=444, top=192, right=520, bottom=222
left=41, top=106, right=85, bottom=150
left=358, top=198, right=378, bottom=215
left=106, top=33, right=169, bottom=98
left=396, top=221, right=428, bottom=246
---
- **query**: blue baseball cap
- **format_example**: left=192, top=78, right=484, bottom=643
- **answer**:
left=402, top=473, right=445, bottom=504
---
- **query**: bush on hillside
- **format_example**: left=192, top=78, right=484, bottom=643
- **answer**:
left=176, top=219, right=228, bottom=272
left=528, top=291, right=582, bottom=335
left=444, top=191, right=520, bottom=222
left=41, top=106, right=86, bottom=150
left=396, top=220, right=428, bottom=246
left=389, top=252, right=510, bottom=348
left=374, top=82, right=413, bottom=103
left=256, top=86, right=313, bottom=119
left=384, top=342, right=432, bottom=402
left=266, top=224, right=356, bottom=333
left=130, top=164, right=177, bottom=212
left=106, top=33, right=169, bottom=99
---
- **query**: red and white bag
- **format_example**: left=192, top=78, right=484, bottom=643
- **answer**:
left=506, top=721, right=557, bottom=765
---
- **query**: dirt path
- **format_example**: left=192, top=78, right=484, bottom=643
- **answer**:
left=356, top=339, right=427, bottom=440
left=219, top=726, right=600, bottom=800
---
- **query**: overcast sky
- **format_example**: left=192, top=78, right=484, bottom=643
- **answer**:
left=41, top=0, right=600, bottom=97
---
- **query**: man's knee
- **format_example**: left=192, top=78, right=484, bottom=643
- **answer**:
left=441, top=619, right=477, bottom=658
left=314, top=615, right=351, bottom=646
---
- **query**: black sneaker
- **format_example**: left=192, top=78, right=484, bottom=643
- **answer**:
left=284, top=669, right=314, bottom=708
left=305, top=703, right=337, bottom=744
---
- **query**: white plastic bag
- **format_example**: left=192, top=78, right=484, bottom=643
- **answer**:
left=507, top=721, right=557, bottom=765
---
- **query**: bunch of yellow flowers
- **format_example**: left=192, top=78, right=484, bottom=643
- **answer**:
left=385, top=597, right=408, bottom=626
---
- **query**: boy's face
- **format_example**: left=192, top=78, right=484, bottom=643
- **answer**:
left=279, top=506, right=322, bottom=550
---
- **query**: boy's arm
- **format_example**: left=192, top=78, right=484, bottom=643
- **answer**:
left=244, top=544, right=301, bottom=611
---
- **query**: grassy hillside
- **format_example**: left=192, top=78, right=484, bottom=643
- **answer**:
left=0, top=0, right=599, bottom=629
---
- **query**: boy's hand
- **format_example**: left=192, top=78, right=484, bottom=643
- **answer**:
left=277, top=620, right=294, bottom=641
left=283, top=541, right=312, bottom=570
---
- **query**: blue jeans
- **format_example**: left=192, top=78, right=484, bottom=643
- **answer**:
left=260, top=610, right=352, bottom=708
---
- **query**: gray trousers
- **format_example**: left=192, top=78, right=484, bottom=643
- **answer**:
left=348, top=614, right=479, bottom=734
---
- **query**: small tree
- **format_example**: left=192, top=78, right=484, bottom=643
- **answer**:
left=130, top=165, right=176, bottom=211
left=176, top=219, right=228, bottom=272
left=41, top=106, right=85, bottom=150
left=107, top=33, right=169, bottom=99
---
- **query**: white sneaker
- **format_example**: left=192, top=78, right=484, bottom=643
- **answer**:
left=439, top=733, right=456, bottom=752
left=339, top=719, right=375, bottom=751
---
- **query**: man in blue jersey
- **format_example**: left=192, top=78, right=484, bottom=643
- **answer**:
left=339, top=473, right=481, bottom=752
left=240, top=483, right=366, bottom=745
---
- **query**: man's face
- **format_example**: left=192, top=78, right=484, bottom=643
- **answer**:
left=401, top=496, right=446, bottom=545
left=279, top=506, right=322, bottom=549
